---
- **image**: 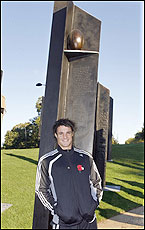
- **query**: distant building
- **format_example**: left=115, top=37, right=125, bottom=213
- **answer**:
left=1, top=70, right=6, bottom=123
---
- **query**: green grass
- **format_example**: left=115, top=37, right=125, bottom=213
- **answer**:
left=1, top=143, right=144, bottom=228
left=1, top=148, right=39, bottom=229
left=96, top=143, right=144, bottom=222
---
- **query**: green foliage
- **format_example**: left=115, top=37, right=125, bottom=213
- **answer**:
left=125, top=124, right=144, bottom=144
left=125, top=137, right=136, bottom=144
left=3, top=118, right=40, bottom=149
left=112, top=135, right=119, bottom=145
left=28, top=116, right=40, bottom=147
left=135, top=124, right=144, bottom=141
left=3, top=97, right=42, bottom=149
left=125, top=137, right=144, bottom=144
left=3, top=130, right=19, bottom=148
left=35, top=96, right=43, bottom=115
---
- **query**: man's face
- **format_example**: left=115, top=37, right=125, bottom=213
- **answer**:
left=55, top=125, right=74, bottom=150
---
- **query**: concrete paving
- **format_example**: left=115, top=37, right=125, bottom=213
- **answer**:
left=98, top=206, right=144, bottom=229
left=1, top=203, right=12, bottom=213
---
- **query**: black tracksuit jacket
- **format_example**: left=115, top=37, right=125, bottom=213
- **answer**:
left=35, top=145, right=103, bottom=227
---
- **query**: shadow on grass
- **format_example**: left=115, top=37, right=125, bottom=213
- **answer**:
left=132, top=162, right=144, bottom=167
left=97, top=207, right=121, bottom=220
left=99, top=182, right=142, bottom=219
left=112, top=160, right=144, bottom=171
left=4, top=153, right=38, bottom=165
left=115, top=178, right=144, bottom=190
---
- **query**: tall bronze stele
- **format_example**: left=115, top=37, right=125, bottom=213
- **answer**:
left=32, top=1, right=101, bottom=229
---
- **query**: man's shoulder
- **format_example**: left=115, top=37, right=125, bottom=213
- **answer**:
left=74, top=147, right=93, bottom=159
left=38, top=149, right=59, bottom=164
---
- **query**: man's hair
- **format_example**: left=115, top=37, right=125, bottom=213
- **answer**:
left=53, top=118, right=76, bottom=135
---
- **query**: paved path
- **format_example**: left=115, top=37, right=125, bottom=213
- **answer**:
left=98, top=206, right=144, bottom=229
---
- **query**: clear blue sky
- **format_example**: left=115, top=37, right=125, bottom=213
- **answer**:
left=1, top=1, right=144, bottom=145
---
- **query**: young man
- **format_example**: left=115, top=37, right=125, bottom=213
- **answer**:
left=35, top=119, right=103, bottom=229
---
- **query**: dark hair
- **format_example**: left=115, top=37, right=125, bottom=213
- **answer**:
left=53, top=118, right=76, bottom=135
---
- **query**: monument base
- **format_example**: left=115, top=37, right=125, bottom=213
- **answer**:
left=103, top=185, right=121, bottom=192
left=1, top=203, right=12, bottom=213
left=107, top=159, right=113, bottom=162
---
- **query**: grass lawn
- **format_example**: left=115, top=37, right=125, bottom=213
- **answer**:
left=1, top=148, right=39, bottom=229
left=96, top=143, right=144, bottom=222
left=1, top=143, right=144, bottom=229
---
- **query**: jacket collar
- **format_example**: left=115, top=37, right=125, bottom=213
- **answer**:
left=57, top=145, right=74, bottom=155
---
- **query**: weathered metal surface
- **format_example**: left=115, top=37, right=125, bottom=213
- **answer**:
left=65, top=55, right=99, bottom=154
left=33, top=4, right=68, bottom=229
left=107, top=97, right=113, bottom=161
left=93, top=83, right=110, bottom=188
left=57, top=5, right=101, bottom=155
left=38, top=7, right=67, bottom=158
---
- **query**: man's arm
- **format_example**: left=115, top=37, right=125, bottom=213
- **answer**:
left=89, top=158, right=103, bottom=206
left=35, top=158, right=57, bottom=214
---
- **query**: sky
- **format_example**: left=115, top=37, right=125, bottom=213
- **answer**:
left=1, top=1, right=144, bottom=145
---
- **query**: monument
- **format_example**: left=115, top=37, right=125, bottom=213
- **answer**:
left=36, top=1, right=101, bottom=160
left=33, top=1, right=113, bottom=228
left=93, top=83, right=110, bottom=188
left=107, top=97, right=113, bottom=161
left=1, top=70, right=6, bottom=124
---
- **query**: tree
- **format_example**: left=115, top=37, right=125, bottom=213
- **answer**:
left=3, top=97, right=42, bottom=149
left=125, top=124, right=144, bottom=144
left=112, top=135, right=119, bottom=145
left=135, top=124, right=144, bottom=141
left=3, top=130, right=19, bottom=149
left=3, top=122, right=30, bottom=149
left=28, top=116, right=40, bottom=147
left=35, top=96, right=43, bottom=116
left=3, top=119, right=40, bottom=149
left=125, top=138, right=135, bottom=144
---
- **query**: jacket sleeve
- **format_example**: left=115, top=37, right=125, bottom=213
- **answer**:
left=35, top=157, right=57, bottom=214
left=89, top=157, right=103, bottom=207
